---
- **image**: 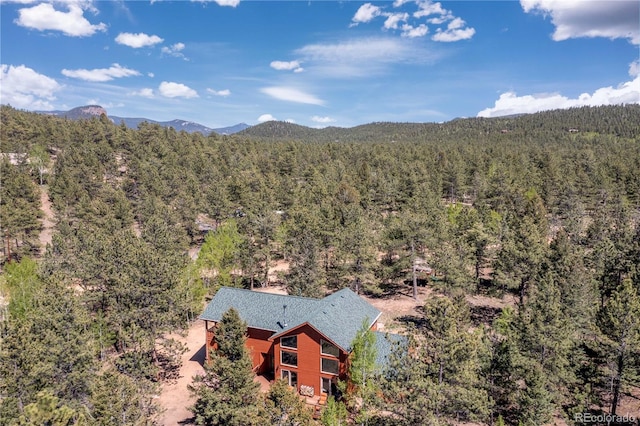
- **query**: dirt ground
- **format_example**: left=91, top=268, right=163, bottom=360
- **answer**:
left=157, top=319, right=206, bottom=426
left=38, top=185, right=54, bottom=250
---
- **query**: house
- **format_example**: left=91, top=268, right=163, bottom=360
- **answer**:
left=200, top=286, right=400, bottom=398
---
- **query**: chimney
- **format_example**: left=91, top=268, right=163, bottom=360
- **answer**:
left=283, top=304, right=288, bottom=327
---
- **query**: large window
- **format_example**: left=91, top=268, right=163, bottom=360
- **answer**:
left=282, top=369, right=297, bottom=388
left=281, top=350, right=298, bottom=367
left=321, top=358, right=339, bottom=375
left=281, top=335, right=297, bottom=349
left=321, top=339, right=339, bottom=357
left=321, top=377, right=336, bottom=395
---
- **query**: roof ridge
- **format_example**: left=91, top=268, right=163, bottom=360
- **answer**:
left=217, top=286, right=322, bottom=302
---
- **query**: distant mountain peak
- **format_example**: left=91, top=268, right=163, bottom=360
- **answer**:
left=34, top=105, right=250, bottom=135
left=76, top=105, right=107, bottom=116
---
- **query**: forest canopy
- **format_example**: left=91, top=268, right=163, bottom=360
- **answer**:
left=0, top=104, right=639, bottom=425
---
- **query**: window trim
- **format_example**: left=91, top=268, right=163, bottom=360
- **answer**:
left=281, top=349, right=298, bottom=367
left=320, top=357, right=339, bottom=375
left=321, top=377, right=334, bottom=395
left=282, top=369, right=297, bottom=388
left=281, top=335, right=298, bottom=350
left=320, top=339, right=340, bottom=357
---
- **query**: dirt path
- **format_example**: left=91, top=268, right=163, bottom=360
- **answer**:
left=157, top=319, right=206, bottom=425
left=38, top=185, right=55, bottom=251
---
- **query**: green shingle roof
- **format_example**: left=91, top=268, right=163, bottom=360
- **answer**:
left=373, top=331, right=408, bottom=367
left=200, top=287, right=382, bottom=352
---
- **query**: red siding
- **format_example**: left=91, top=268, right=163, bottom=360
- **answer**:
left=273, top=324, right=348, bottom=397
left=205, top=319, right=377, bottom=397
left=246, top=328, right=275, bottom=374
left=205, top=320, right=216, bottom=362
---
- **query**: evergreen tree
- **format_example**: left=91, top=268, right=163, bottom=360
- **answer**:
left=215, top=307, right=247, bottom=362
left=14, top=391, right=89, bottom=426
left=596, top=279, right=640, bottom=415
left=264, top=379, right=314, bottom=426
left=0, top=264, right=96, bottom=421
left=421, top=296, right=490, bottom=422
left=285, top=231, right=324, bottom=298
left=90, top=368, right=159, bottom=425
left=189, top=308, right=265, bottom=425
left=320, top=396, right=348, bottom=426
left=378, top=333, right=443, bottom=425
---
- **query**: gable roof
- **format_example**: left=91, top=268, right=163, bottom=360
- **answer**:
left=200, top=287, right=381, bottom=352
left=373, top=331, right=408, bottom=367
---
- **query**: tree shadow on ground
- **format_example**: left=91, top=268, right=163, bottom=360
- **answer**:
left=469, top=305, right=503, bottom=327
left=397, top=304, right=428, bottom=330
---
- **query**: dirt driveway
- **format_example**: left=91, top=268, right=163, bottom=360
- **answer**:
left=157, top=319, right=206, bottom=425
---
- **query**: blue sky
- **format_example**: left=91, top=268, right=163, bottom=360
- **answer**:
left=1, top=0, right=638, bottom=128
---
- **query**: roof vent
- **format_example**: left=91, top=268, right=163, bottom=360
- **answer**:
left=283, top=304, right=288, bottom=327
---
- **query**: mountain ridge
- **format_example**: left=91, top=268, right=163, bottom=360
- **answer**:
left=37, top=105, right=250, bottom=136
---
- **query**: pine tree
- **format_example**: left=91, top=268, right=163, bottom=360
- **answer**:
left=264, top=379, right=314, bottom=426
left=215, top=307, right=248, bottom=362
left=90, top=368, right=159, bottom=425
left=597, top=279, right=640, bottom=415
left=321, top=396, right=348, bottom=426
left=189, top=308, right=266, bottom=425
left=422, top=296, right=490, bottom=422
left=285, top=231, right=325, bottom=298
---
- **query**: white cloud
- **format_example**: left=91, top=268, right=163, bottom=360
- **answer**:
left=353, top=0, right=473, bottom=42
left=295, top=37, right=435, bottom=78
left=15, top=2, right=106, bottom=37
left=478, top=76, right=640, bottom=117
left=115, top=32, right=164, bottom=48
left=270, top=60, right=303, bottom=72
left=384, top=12, right=409, bottom=30
left=192, top=0, right=240, bottom=6
left=61, top=63, right=140, bottom=82
left=0, top=64, right=61, bottom=110
left=413, top=0, right=448, bottom=18
left=207, top=88, right=231, bottom=97
left=351, top=3, right=382, bottom=25
left=130, top=88, right=155, bottom=98
left=258, top=114, right=276, bottom=122
left=148, top=72, right=155, bottom=78
left=158, top=81, right=198, bottom=98
left=521, top=0, right=639, bottom=45
left=161, top=42, right=187, bottom=58
left=427, top=15, right=451, bottom=25
left=260, top=86, right=325, bottom=105
left=311, top=116, right=336, bottom=124
left=432, top=18, right=475, bottom=42
left=402, top=24, right=429, bottom=38
left=630, top=60, right=640, bottom=77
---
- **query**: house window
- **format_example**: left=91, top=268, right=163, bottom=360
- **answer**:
left=321, top=358, right=339, bottom=375
left=321, top=377, right=335, bottom=395
left=281, top=350, right=298, bottom=367
left=282, top=369, right=297, bottom=388
left=321, top=339, right=339, bottom=357
left=281, top=335, right=297, bottom=349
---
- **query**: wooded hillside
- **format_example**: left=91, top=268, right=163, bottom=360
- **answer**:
left=1, top=104, right=639, bottom=425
